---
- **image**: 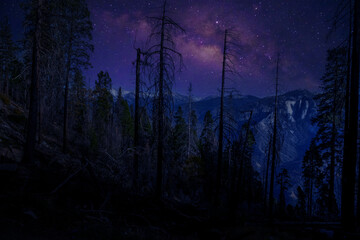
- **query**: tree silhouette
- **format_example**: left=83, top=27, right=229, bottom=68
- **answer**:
left=60, top=0, right=93, bottom=153
left=144, top=0, right=185, bottom=198
left=269, top=53, right=280, bottom=219
left=342, top=0, right=359, bottom=228
left=23, top=0, right=45, bottom=162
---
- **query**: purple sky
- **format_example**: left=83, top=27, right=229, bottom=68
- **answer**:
left=1, top=0, right=345, bottom=97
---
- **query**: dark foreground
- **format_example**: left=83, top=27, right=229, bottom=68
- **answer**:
left=1, top=160, right=359, bottom=240
left=1, top=95, right=360, bottom=240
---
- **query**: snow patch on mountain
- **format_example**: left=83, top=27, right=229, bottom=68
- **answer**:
left=301, top=101, right=309, bottom=119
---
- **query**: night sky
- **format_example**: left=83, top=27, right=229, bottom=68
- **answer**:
left=1, top=0, right=345, bottom=97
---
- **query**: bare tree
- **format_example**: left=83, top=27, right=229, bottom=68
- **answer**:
left=269, top=53, right=280, bottom=219
left=144, top=0, right=185, bottom=198
left=187, top=83, right=192, bottom=160
left=342, top=0, right=359, bottom=228
left=263, top=134, right=272, bottom=212
left=215, top=28, right=243, bottom=205
left=23, top=0, right=44, bottom=162
left=133, top=47, right=147, bottom=190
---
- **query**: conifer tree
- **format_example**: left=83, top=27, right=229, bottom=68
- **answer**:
left=302, top=139, right=321, bottom=217
left=171, top=106, right=187, bottom=161
left=92, top=71, right=113, bottom=149
left=60, top=0, right=93, bottom=153
left=22, top=0, right=46, bottom=162
left=276, top=168, right=291, bottom=215
left=296, top=186, right=306, bottom=217
left=0, top=16, right=16, bottom=96
left=119, top=97, right=134, bottom=150
left=312, top=47, right=346, bottom=214
left=199, top=111, right=216, bottom=197
left=71, top=69, right=87, bottom=135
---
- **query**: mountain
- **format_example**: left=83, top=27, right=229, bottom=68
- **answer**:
left=113, top=89, right=191, bottom=107
left=120, top=88, right=317, bottom=203
left=180, top=89, right=317, bottom=204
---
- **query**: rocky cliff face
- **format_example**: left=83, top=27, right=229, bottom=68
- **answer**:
left=122, top=89, right=317, bottom=203
left=179, top=89, right=317, bottom=203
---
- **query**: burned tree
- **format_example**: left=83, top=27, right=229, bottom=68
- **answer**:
left=263, top=133, right=272, bottom=212
left=269, top=53, right=280, bottom=219
left=342, top=0, right=359, bottom=227
left=215, top=29, right=243, bottom=204
left=23, top=0, right=45, bottom=162
left=134, top=48, right=141, bottom=189
left=144, top=0, right=185, bottom=198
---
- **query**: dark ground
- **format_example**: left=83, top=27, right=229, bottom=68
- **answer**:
left=1, top=95, right=360, bottom=240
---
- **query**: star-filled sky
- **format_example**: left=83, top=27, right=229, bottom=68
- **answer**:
left=1, top=0, right=345, bottom=97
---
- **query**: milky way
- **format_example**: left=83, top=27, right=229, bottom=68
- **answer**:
left=1, top=0, right=346, bottom=97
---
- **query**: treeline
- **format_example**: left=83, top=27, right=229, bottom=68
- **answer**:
left=0, top=0, right=264, bottom=214
left=1, top=0, right=360, bottom=225
left=299, top=0, right=360, bottom=228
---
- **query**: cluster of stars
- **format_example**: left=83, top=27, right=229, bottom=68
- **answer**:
left=0, top=0, right=344, bottom=97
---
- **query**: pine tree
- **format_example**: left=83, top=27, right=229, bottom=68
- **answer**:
left=296, top=186, right=306, bottom=217
left=199, top=111, right=216, bottom=197
left=312, top=47, right=346, bottom=215
left=188, top=109, right=198, bottom=157
left=22, top=0, right=46, bottom=162
left=60, top=0, right=93, bottom=153
left=302, top=139, right=321, bottom=217
left=92, top=71, right=113, bottom=150
left=119, top=97, right=134, bottom=150
left=234, top=113, right=255, bottom=206
left=71, top=69, right=87, bottom=135
left=171, top=106, right=187, bottom=162
left=276, top=168, right=291, bottom=215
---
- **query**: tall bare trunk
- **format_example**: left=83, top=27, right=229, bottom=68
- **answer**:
left=215, top=29, right=227, bottom=205
left=63, top=23, right=73, bottom=153
left=269, top=53, right=280, bottom=219
left=342, top=0, right=359, bottom=229
left=134, top=48, right=141, bottom=190
left=264, top=136, right=272, bottom=212
left=187, top=83, right=192, bottom=160
left=329, top=58, right=338, bottom=214
left=23, top=0, right=43, bottom=162
left=156, top=1, right=166, bottom=199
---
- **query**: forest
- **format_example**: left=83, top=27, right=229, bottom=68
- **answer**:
left=0, top=0, right=360, bottom=239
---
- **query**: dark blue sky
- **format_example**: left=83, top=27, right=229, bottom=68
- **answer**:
left=1, top=0, right=345, bottom=97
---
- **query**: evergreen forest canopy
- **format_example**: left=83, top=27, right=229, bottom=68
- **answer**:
left=0, top=0, right=360, bottom=239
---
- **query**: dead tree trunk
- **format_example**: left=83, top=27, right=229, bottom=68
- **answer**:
left=23, top=0, right=43, bottom=163
left=342, top=0, right=359, bottom=228
left=269, top=53, right=280, bottom=219
left=264, top=136, right=272, bottom=212
left=155, top=1, right=166, bottom=199
left=237, top=111, right=253, bottom=199
left=329, top=57, right=338, bottom=214
left=63, top=22, right=73, bottom=153
left=145, top=0, right=184, bottom=199
left=134, top=48, right=141, bottom=190
left=215, top=29, right=228, bottom=205
left=187, top=83, right=192, bottom=160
